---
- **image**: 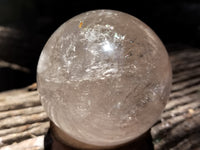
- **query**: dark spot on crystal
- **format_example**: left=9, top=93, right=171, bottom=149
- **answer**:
left=128, top=52, right=133, bottom=56
left=139, top=54, right=144, bottom=58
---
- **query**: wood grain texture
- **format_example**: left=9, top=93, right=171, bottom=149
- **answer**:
left=0, top=87, right=49, bottom=150
left=0, top=49, right=199, bottom=150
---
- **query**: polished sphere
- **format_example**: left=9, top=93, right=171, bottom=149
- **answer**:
left=37, top=10, right=172, bottom=149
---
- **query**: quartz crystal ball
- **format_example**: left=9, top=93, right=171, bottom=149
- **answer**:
left=37, top=10, right=172, bottom=149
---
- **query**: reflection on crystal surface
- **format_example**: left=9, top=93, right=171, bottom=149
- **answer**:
left=37, top=10, right=172, bottom=148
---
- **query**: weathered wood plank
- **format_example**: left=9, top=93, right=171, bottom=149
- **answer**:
left=0, top=90, right=41, bottom=112
left=0, top=122, right=49, bottom=147
left=0, top=106, right=43, bottom=120
left=0, top=135, right=45, bottom=150
left=0, top=122, right=48, bottom=137
left=0, top=112, right=48, bottom=129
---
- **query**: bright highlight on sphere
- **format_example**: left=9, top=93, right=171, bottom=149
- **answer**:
left=37, top=9, right=172, bottom=149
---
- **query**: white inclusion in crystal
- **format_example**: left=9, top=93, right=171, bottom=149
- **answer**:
left=114, top=33, right=120, bottom=39
left=45, top=78, right=50, bottom=82
left=91, top=66, right=99, bottom=70
left=103, top=68, right=118, bottom=76
left=107, top=112, right=111, bottom=117
left=88, top=100, right=91, bottom=106
left=72, top=45, right=76, bottom=52
left=85, top=68, right=91, bottom=72
left=67, top=60, right=72, bottom=66
left=105, top=24, right=114, bottom=30
left=114, top=33, right=125, bottom=40
left=117, top=102, right=122, bottom=109
left=102, top=41, right=113, bottom=52
left=152, top=91, right=156, bottom=96
left=81, top=24, right=113, bottom=43
left=61, top=43, right=63, bottom=49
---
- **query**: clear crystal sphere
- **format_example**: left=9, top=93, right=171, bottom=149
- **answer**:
left=37, top=10, right=171, bottom=149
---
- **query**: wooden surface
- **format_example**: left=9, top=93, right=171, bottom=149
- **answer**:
left=0, top=49, right=200, bottom=150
